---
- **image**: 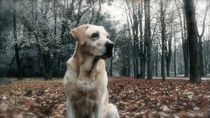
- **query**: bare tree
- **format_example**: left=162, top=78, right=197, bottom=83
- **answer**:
left=197, top=2, right=210, bottom=77
left=139, top=1, right=146, bottom=78
left=175, top=0, right=189, bottom=77
left=13, top=0, right=23, bottom=79
left=173, top=26, right=178, bottom=77
left=165, top=24, right=172, bottom=77
left=144, top=0, right=153, bottom=79
left=125, top=0, right=140, bottom=78
left=183, top=0, right=201, bottom=82
left=160, top=0, right=169, bottom=80
left=138, top=1, right=146, bottom=78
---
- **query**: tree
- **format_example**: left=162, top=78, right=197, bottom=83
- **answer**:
left=144, top=0, right=153, bottom=79
left=160, top=0, right=167, bottom=80
left=165, top=24, right=172, bottom=77
left=19, top=0, right=115, bottom=79
left=197, top=2, right=210, bottom=77
left=124, top=0, right=140, bottom=78
left=13, top=0, right=24, bottom=79
left=165, top=9, right=176, bottom=77
left=114, top=25, right=131, bottom=76
left=173, top=26, right=178, bottom=77
left=125, top=0, right=154, bottom=78
left=175, top=0, right=189, bottom=77
left=183, top=0, right=201, bottom=82
left=138, top=0, right=146, bottom=78
left=204, top=39, right=210, bottom=74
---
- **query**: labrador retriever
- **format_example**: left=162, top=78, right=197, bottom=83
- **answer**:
left=63, top=24, right=119, bottom=118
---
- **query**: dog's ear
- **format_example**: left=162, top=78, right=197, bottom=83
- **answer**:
left=70, top=24, right=89, bottom=45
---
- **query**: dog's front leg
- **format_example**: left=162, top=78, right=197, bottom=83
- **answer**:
left=94, top=103, right=103, bottom=118
left=66, top=99, right=75, bottom=118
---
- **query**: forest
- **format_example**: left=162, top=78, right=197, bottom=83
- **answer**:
left=0, top=0, right=210, bottom=117
left=0, top=0, right=210, bottom=81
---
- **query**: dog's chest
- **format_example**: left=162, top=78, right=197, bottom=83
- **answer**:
left=66, top=79, right=100, bottom=102
left=76, top=79, right=97, bottom=92
left=66, top=79, right=100, bottom=116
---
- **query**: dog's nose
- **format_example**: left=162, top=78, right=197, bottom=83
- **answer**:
left=104, top=42, right=114, bottom=58
left=105, top=42, right=114, bottom=50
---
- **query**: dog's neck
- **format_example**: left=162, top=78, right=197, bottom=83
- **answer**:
left=70, top=43, right=103, bottom=80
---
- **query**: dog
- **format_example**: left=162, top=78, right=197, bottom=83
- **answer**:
left=63, top=24, right=119, bottom=118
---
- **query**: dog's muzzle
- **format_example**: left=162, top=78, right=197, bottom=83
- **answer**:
left=99, top=42, right=114, bottom=59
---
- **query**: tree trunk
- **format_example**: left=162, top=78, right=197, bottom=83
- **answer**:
left=160, top=0, right=166, bottom=80
left=140, top=56, right=146, bottom=78
left=183, top=39, right=189, bottom=77
left=183, top=16, right=189, bottom=77
left=127, top=42, right=131, bottom=76
left=183, top=0, right=201, bottom=83
left=57, top=52, right=61, bottom=77
left=174, top=29, right=177, bottom=77
left=54, top=0, right=57, bottom=36
left=166, top=58, right=171, bottom=77
left=13, top=0, right=23, bottom=79
left=35, top=0, right=38, bottom=20
left=199, top=36, right=205, bottom=77
left=131, top=1, right=139, bottom=78
left=139, top=1, right=146, bottom=79
left=161, top=47, right=166, bottom=80
left=138, top=1, right=145, bottom=78
left=155, top=44, right=159, bottom=77
left=14, top=44, right=23, bottom=78
left=176, top=1, right=189, bottom=77
left=31, top=0, right=38, bottom=20
left=140, top=39, right=146, bottom=78
left=133, top=42, right=138, bottom=78
left=197, top=3, right=209, bottom=77
left=166, top=26, right=172, bottom=77
left=174, top=48, right=177, bottom=77
left=95, top=0, right=102, bottom=24
left=203, top=40, right=209, bottom=75
left=42, top=52, right=54, bottom=80
left=144, top=0, right=152, bottom=79
left=7, top=56, right=15, bottom=76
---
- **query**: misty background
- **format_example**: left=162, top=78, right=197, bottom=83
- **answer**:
left=0, top=0, right=210, bottom=80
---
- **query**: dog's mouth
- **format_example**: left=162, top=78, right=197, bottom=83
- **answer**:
left=99, top=51, right=112, bottom=59
left=96, top=51, right=112, bottom=59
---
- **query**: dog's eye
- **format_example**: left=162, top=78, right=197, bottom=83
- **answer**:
left=91, top=32, right=99, bottom=38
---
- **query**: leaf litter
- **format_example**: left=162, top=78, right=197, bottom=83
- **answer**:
left=0, top=77, right=209, bottom=118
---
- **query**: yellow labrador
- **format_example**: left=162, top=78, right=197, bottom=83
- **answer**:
left=64, top=24, right=119, bottom=118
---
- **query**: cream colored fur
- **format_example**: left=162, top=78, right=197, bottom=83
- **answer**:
left=63, top=24, right=119, bottom=118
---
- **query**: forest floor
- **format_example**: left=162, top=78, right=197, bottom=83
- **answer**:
left=0, top=77, right=210, bottom=118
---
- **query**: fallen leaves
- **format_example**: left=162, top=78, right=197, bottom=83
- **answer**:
left=0, top=80, right=65, bottom=118
left=0, top=77, right=209, bottom=118
left=108, top=77, right=210, bottom=118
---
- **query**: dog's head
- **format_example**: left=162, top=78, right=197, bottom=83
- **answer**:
left=70, top=24, right=114, bottom=59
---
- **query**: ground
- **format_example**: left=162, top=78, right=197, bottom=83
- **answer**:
left=0, top=77, right=210, bottom=118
